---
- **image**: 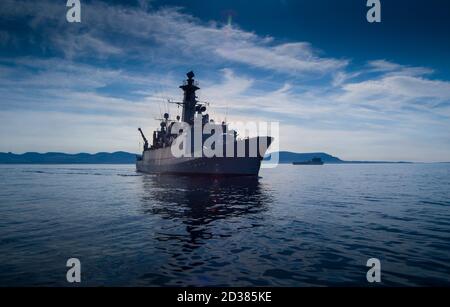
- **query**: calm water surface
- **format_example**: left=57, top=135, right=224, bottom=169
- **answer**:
left=0, top=163, right=449, bottom=286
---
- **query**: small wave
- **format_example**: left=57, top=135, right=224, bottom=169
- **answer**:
left=117, top=174, right=143, bottom=177
left=420, top=200, right=449, bottom=207
left=22, top=170, right=48, bottom=174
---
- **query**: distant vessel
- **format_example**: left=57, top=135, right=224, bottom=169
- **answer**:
left=136, top=71, right=273, bottom=176
left=292, top=157, right=324, bottom=165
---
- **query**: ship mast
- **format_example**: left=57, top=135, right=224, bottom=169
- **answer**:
left=179, top=71, right=200, bottom=125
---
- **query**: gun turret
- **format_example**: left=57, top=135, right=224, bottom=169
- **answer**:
left=138, top=128, right=149, bottom=151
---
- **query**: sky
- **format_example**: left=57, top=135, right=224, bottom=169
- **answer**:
left=0, top=0, right=450, bottom=161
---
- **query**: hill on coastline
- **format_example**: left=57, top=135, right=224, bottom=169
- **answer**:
left=0, top=151, right=137, bottom=164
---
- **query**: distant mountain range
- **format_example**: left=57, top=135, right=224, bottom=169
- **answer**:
left=0, top=151, right=412, bottom=164
left=0, top=151, right=137, bottom=164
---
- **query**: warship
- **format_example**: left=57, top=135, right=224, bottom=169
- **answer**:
left=136, top=71, right=273, bottom=176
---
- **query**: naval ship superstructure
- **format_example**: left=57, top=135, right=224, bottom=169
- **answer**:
left=136, top=71, right=273, bottom=176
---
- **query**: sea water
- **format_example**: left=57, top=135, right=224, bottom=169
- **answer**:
left=0, top=163, right=449, bottom=286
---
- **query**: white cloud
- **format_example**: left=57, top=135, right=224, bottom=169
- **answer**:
left=367, top=59, right=434, bottom=76
left=0, top=0, right=347, bottom=76
left=215, top=42, right=347, bottom=75
left=339, top=75, right=450, bottom=110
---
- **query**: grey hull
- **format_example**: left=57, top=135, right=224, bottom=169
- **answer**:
left=136, top=156, right=263, bottom=176
left=136, top=136, right=272, bottom=176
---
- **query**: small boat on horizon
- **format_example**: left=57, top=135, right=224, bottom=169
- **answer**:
left=292, top=157, right=324, bottom=165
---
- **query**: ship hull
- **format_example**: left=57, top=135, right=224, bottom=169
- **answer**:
left=136, top=136, right=272, bottom=176
left=137, top=156, right=263, bottom=176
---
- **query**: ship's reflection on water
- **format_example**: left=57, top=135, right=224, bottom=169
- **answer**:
left=139, top=175, right=272, bottom=251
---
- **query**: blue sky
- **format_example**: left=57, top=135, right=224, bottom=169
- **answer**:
left=0, top=0, right=450, bottom=161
